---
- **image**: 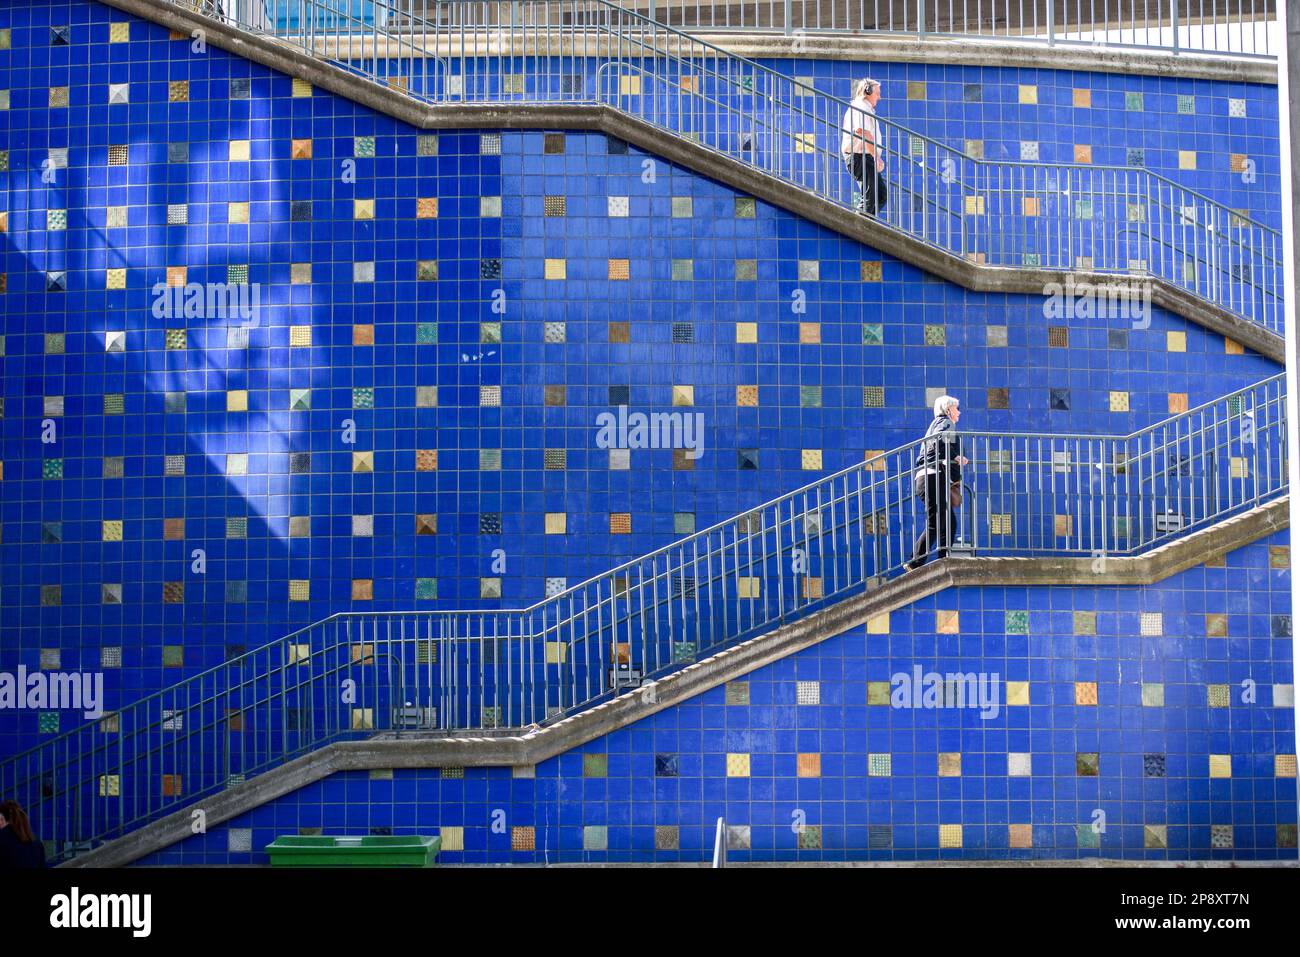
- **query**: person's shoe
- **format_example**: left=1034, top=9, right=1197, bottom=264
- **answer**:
left=905, top=558, right=925, bottom=571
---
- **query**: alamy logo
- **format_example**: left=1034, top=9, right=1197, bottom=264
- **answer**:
left=50, top=887, right=151, bottom=937
left=595, top=406, right=705, bottom=459
left=891, top=665, right=1001, bottom=719
left=0, top=667, right=104, bottom=718
left=1043, top=275, right=1151, bottom=325
left=151, top=281, right=259, bottom=324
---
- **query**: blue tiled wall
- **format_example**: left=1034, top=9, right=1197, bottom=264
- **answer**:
left=135, top=532, right=1298, bottom=864
left=0, top=0, right=1288, bottom=855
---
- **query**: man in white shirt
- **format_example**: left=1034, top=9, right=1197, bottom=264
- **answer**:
left=840, top=79, right=888, bottom=216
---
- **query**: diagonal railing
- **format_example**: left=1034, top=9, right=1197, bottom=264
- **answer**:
left=1, top=373, right=1286, bottom=861
left=203, top=0, right=1285, bottom=333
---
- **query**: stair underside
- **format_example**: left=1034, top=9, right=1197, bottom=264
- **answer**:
left=66, top=496, right=1289, bottom=867
left=102, top=0, right=1285, bottom=364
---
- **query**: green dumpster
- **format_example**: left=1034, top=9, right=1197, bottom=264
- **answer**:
left=265, top=835, right=441, bottom=867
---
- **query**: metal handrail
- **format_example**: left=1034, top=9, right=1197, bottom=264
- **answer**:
left=199, top=0, right=1283, bottom=333
left=1, top=375, right=1286, bottom=860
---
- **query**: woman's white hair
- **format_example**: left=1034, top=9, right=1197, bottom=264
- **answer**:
left=854, top=78, right=877, bottom=100
left=933, top=395, right=959, bottom=417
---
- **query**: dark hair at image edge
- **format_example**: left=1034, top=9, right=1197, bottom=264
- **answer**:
left=0, top=800, right=35, bottom=843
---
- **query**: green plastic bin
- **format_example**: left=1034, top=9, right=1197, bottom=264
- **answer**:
left=265, top=835, right=441, bottom=867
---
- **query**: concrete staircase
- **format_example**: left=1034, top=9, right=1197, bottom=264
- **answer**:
left=99, top=0, right=1286, bottom=361
left=65, top=497, right=1289, bottom=866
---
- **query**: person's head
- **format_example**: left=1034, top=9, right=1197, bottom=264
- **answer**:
left=853, top=78, right=881, bottom=107
left=933, top=395, right=960, bottom=422
left=0, top=800, right=34, bottom=843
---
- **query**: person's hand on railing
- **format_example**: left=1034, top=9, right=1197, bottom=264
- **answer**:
left=957, top=455, right=969, bottom=467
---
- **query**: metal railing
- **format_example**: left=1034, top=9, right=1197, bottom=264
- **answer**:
left=248, top=1, right=1279, bottom=58
left=208, top=0, right=1283, bottom=333
left=609, top=0, right=1277, bottom=58
left=1, top=374, right=1286, bottom=861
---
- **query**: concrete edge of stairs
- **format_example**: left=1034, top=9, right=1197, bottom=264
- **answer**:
left=98, top=0, right=1286, bottom=365
left=66, top=496, right=1289, bottom=867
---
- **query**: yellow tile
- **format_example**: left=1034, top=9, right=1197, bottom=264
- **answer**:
left=799, top=322, right=821, bottom=344
left=619, top=75, right=641, bottom=96
left=936, top=610, right=960, bottom=634
left=1018, top=85, right=1037, bottom=104
left=289, top=325, right=312, bottom=347
left=736, top=322, right=758, bottom=343
left=867, top=613, right=889, bottom=634
left=226, top=390, right=248, bottom=412
left=289, top=579, right=310, bottom=601
left=1009, top=824, right=1033, bottom=848
left=544, top=512, right=567, bottom=534
left=228, top=140, right=250, bottom=162
left=544, top=258, right=567, bottom=280
left=1109, top=391, right=1129, bottom=412
left=291, top=138, right=313, bottom=159
left=416, top=197, right=438, bottom=218
left=109, top=22, right=130, bottom=42
left=672, top=385, right=694, bottom=407
left=102, top=520, right=124, bottom=542
left=607, top=258, right=630, bottom=280
left=292, top=78, right=313, bottom=97
left=439, top=826, right=464, bottom=851
left=228, top=202, right=249, bottom=223
left=1072, top=88, right=1091, bottom=107
left=1075, top=682, right=1098, bottom=705
left=736, top=385, right=759, bottom=407
left=1022, top=196, right=1040, bottom=216
left=796, top=753, right=821, bottom=777
left=801, top=449, right=822, bottom=470
left=726, top=753, right=750, bottom=777
left=737, top=576, right=761, bottom=599
left=1209, top=754, right=1232, bottom=778
left=939, top=824, right=963, bottom=848
left=1168, top=393, right=1189, bottom=414
left=351, top=579, right=373, bottom=601
left=544, top=642, right=567, bottom=665
left=937, top=753, right=961, bottom=776
left=1276, top=755, right=1297, bottom=777
left=1167, top=330, right=1186, bottom=352
left=1179, top=150, right=1197, bottom=170
left=106, top=268, right=127, bottom=290
left=1005, top=681, right=1030, bottom=705
left=1225, top=337, right=1244, bottom=355
left=352, top=451, right=374, bottom=472
left=354, top=199, right=374, bottom=220
left=1074, top=144, right=1092, bottom=164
